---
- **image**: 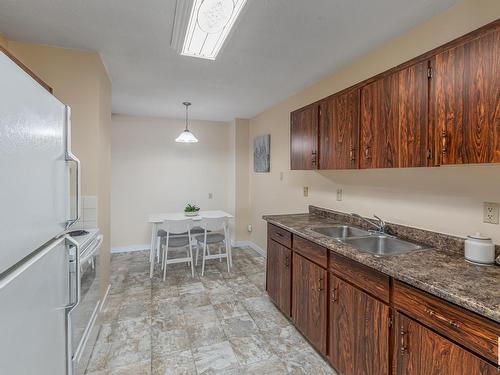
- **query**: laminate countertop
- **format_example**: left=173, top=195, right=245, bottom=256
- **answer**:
left=263, top=212, right=500, bottom=324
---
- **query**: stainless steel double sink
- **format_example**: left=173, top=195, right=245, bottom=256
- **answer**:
left=312, top=225, right=428, bottom=256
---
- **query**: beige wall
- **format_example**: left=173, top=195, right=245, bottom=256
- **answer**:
left=97, top=63, right=112, bottom=292
left=248, top=0, right=500, bottom=250
left=7, top=41, right=112, bottom=297
left=0, top=34, right=8, bottom=49
left=111, top=114, right=235, bottom=248
left=234, top=119, right=251, bottom=241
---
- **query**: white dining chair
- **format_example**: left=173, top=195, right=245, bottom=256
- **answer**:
left=195, top=217, right=232, bottom=276
left=154, top=226, right=204, bottom=265
left=156, top=219, right=195, bottom=280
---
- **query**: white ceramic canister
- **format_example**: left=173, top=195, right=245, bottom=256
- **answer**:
left=464, top=233, right=495, bottom=265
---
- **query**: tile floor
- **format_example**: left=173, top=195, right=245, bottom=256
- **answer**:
left=85, top=247, right=337, bottom=375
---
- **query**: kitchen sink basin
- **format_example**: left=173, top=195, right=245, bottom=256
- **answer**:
left=341, top=235, right=427, bottom=256
left=312, top=225, right=371, bottom=240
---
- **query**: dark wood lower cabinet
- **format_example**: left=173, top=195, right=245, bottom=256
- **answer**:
left=329, top=275, right=390, bottom=375
left=292, top=253, right=327, bottom=355
left=394, top=312, right=498, bottom=375
left=266, top=239, right=292, bottom=317
left=266, top=225, right=500, bottom=375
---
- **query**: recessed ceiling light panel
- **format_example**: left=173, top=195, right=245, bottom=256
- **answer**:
left=172, top=0, right=248, bottom=60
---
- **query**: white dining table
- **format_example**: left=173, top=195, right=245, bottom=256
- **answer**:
left=148, top=210, right=234, bottom=277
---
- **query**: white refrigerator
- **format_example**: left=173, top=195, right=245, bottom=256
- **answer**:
left=0, top=50, right=81, bottom=374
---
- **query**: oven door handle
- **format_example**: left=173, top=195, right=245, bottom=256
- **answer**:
left=65, top=235, right=80, bottom=375
left=80, top=235, right=103, bottom=265
left=65, top=235, right=81, bottom=311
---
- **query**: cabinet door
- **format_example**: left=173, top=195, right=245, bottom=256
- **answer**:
left=319, top=89, right=360, bottom=169
left=398, top=61, right=430, bottom=167
left=329, top=275, right=390, bottom=375
left=290, top=105, right=319, bottom=170
left=266, top=239, right=291, bottom=317
left=292, top=253, right=327, bottom=354
left=360, top=61, right=429, bottom=169
left=395, top=313, right=498, bottom=375
left=433, top=28, right=500, bottom=165
left=360, top=72, right=400, bottom=168
left=266, top=239, right=280, bottom=308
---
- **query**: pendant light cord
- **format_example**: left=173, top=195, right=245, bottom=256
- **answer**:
left=183, top=102, right=191, bottom=131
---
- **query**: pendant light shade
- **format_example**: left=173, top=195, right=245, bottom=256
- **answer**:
left=175, top=129, right=198, bottom=143
left=176, top=102, right=198, bottom=143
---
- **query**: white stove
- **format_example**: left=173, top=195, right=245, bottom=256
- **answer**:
left=68, top=227, right=102, bottom=375
left=68, top=229, right=99, bottom=254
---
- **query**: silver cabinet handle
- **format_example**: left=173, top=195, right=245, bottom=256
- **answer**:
left=65, top=235, right=81, bottom=311
left=64, top=106, right=81, bottom=229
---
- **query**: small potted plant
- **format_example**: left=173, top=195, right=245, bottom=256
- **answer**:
left=184, top=203, right=200, bottom=217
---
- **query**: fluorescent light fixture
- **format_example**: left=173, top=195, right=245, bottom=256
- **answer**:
left=171, top=0, right=248, bottom=60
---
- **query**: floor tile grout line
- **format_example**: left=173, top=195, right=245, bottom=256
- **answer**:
left=87, top=249, right=333, bottom=374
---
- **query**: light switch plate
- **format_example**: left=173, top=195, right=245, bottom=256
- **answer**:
left=336, top=188, right=343, bottom=201
left=483, top=202, right=499, bottom=224
left=303, top=187, right=309, bottom=197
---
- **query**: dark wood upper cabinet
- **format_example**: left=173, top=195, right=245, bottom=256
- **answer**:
left=1, top=47, right=53, bottom=93
left=360, top=72, right=400, bottom=168
left=292, top=252, right=327, bottom=355
left=360, top=61, right=429, bottom=169
left=394, top=313, right=498, bottom=375
left=290, top=104, right=319, bottom=170
left=329, top=275, right=390, bottom=375
left=433, top=28, right=500, bottom=165
left=291, top=20, right=499, bottom=170
left=319, top=89, right=360, bottom=169
left=398, top=61, right=430, bottom=167
left=266, top=239, right=292, bottom=317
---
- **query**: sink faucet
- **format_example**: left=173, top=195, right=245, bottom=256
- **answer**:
left=351, top=213, right=386, bottom=234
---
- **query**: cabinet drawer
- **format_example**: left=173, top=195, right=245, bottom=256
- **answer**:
left=394, top=280, right=500, bottom=363
left=329, top=252, right=389, bottom=303
left=293, top=236, right=327, bottom=268
left=268, top=224, right=292, bottom=248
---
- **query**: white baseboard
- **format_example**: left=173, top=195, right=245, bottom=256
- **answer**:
left=100, top=283, right=111, bottom=312
left=232, top=240, right=266, bottom=257
left=111, top=241, right=266, bottom=257
left=111, top=244, right=149, bottom=253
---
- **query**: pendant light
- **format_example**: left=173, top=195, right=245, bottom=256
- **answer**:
left=175, top=102, right=198, bottom=143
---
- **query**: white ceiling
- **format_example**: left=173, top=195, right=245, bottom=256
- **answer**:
left=0, top=0, right=457, bottom=121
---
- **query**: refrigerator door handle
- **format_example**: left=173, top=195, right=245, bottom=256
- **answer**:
left=64, top=106, right=81, bottom=229
left=65, top=235, right=81, bottom=311
left=0, top=236, right=67, bottom=290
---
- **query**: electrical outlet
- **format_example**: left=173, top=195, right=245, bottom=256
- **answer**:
left=247, top=224, right=252, bottom=232
left=483, top=202, right=499, bottom=224
left=208, top=193, right=213, bottom=199
left=303, top=186, right=309, bottom=197
left=336, top=188, right=343, bottom=201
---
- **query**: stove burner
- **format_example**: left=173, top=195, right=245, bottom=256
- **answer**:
left=69, top=230, right=89, bottom=237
